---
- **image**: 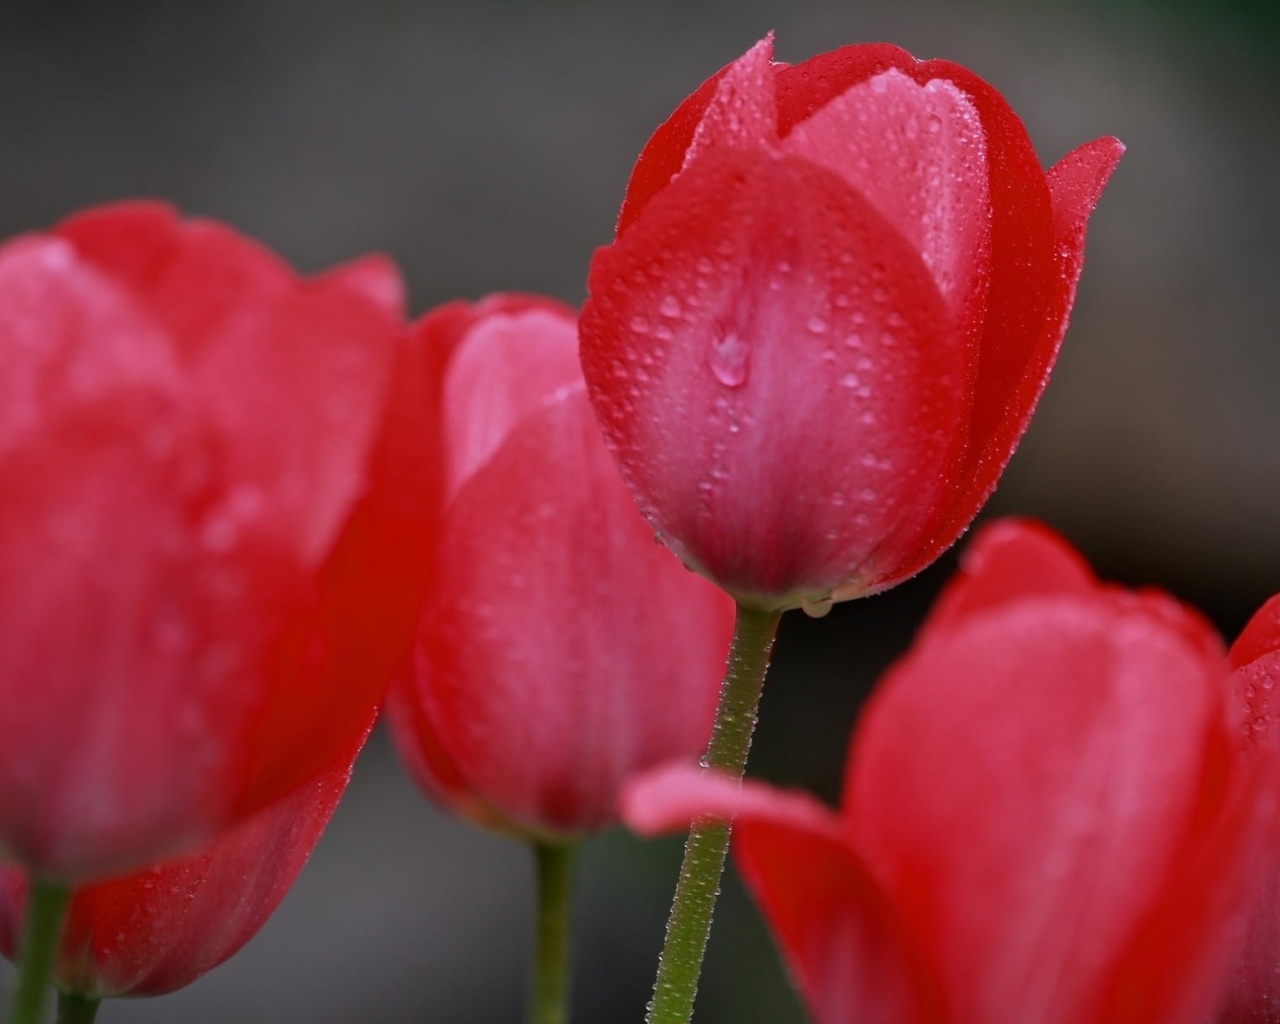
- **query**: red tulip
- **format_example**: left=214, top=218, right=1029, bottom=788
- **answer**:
left=0, top=730, right=365, bottom=999
left=624, top=520, right=1279, bottom=1024
left=0, top=202, right=436, bottom=879
left=1214, top=595, right=1280, bottom=1023
left=386, top=296, right=735, bottom=838
left=580, top=37, right=1124, bottom=609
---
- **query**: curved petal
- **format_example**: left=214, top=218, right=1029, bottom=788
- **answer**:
left=620, top=763, right=838, bottom=838
left=925, top=518, right=1095, bottom=632
left=844, top=593, right=1237, bottom=1024
left=403, top=390, right=733, bottom=836
left=783, top=68, right=990, bottom=327
left=236, top=319, right=440, bottom=813
left=0, top=733, right=364, bottom=998
left=582, top=145, right=965, bottom=604
left=735, top=819, right=944, bottom=1024
left=619, top=764, right=943, bottom=1024
left=683, top=35, right=777, bottom=165
left=898, top=131, right=1122, bottom=584
left=616, top=38, right=776, bottom=237
left=774, top=43, right=918, bottom=138
left=441, top=304, right=583, bottom=497
left=56, top=201, right=403, bottom=567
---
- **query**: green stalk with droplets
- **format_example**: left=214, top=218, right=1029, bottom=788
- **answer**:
left=645, top=603, right=782, bottom=1024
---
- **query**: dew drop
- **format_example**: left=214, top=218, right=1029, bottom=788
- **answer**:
left=708, top=327, right=749, bottom=387
left=840, top=371, right=860, bottom=389
left=800, top=594, right=835, bottom=619
left=630, top=315, right=652, bottom=335
left=806, top=316, right=829, bottom=335
left=659, top=295, right=682, bottom=318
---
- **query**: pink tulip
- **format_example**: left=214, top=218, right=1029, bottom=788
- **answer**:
left=0, top=201, right=435, bottom=879
left=625, top=520, right=1278, bottom=1024
left=580, top=38, right=1123, bottom=610
left=386, top=296, right=735, bottom=837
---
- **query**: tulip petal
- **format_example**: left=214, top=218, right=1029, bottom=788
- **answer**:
left=735, top=819, right=943, bottom=1024
left=441, top=307, right=584, bottom=498
left=621, top=765, right=942, bottom=1024
left=0, top=733, right=362, bottom=998
left=875, top=62, right=1072, bottom=586
left=313, top=253, right=406, bottom=320
left=925, top=518, right=1095, bottom=630
left=406, top=390, right=732, bottom=836
left=783, top=68, right=991, bottom=327
left=774, top=44, right=918, bottom=137
left=56, top=202, right=401, bottom=566
left=845, top=595, right=1229, bottom=1023
left=620, top=763, right=837, bottom=837
left=582, top=145, right=966, bottom=604
left=617, top=37, right=775, bottom=236
left=683, top=35, right=778, bottom=165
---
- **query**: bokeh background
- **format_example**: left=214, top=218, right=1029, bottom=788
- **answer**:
left=0, top=0, right=1277, bottom=1020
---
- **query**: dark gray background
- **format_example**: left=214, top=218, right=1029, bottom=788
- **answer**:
left=0, top=0, right=1276, bottom=1020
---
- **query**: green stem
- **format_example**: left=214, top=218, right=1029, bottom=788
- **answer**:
left=56, top=993, right=100, bottom=1024
left=528, top=842, right=577, bottom=1024
left=645, top=602, right=782, bottom=1024
left=9, top=878, right=72, bottom=1024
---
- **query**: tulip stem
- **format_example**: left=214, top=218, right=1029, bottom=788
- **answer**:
left=645, top=602, right=782, bottom=1024
left=56, top=993, right=100, bottom=1024
left=9, top=877, right=72, bottom=1024
left=529, top=841, right=577, bottom=1024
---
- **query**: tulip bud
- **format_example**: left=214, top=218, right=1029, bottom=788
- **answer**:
left=386, top=296, right=736, bottom=839
left=580, top=38, right=1124, bottom=610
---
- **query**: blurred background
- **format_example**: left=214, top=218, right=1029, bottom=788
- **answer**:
left=0, top=0, right=1276, bottom=1020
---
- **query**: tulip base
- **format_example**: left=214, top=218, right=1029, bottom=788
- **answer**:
left=645, top=603, right=782, bottom=1024
left=57, top=993, right=100, bottom=1024
left=9, top=877, right=71, bottom=1024
left=529, top=842, right=577, bottom=1024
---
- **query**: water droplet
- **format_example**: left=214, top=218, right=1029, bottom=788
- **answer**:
left=840, top=372, right=860, bottom=389
left=843, top=333, right=863, bottom=349
left=659, top=295, right=682, bottom=318
left=629, top=314, right=652, bottom=335
left=708, top=327, right=749, bottom=387
left=806, top=316, right=828, bottom=335
left=800, top=594, right=835, bottom=618
left=716, top=239, right=736, bottom=256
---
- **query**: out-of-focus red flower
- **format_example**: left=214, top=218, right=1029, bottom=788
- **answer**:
left=386, top=296, right=735, bottom=839
left=580, top=37, right=1124, bottom=609
left=625, top=520, right=1279, bottom=1024
left=0, top=201, right=436, bottom=880
left=1214, top=596, right=1280, bottom=1023
left=0, top=729, right=366, bottom=999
